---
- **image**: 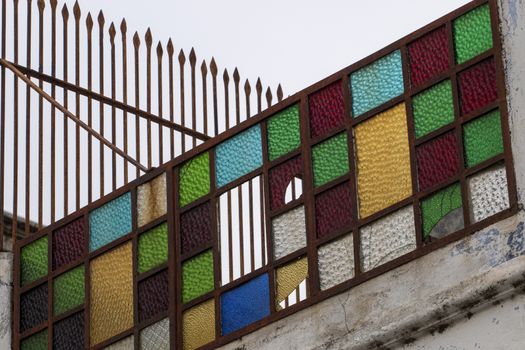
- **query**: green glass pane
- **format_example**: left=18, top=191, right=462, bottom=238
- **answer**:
left=267, top=105, right=300, bottom=161
left=463, top=110, right=503, bottom=168
left=454, top=4, right=493, bottom=64
left=413, top=80, right=455, bottom=138
left=312, top=133, right=349, bottom=187
left=138, top=223, right=168, bottom=274
left=53, top=266, right=85, bottom=316
left=21, top=236, right=48, bottom=286
left=21, top=329, right=48, bottom=350
left=182, top=250, right=214, bottom=303
left=421, top=183, right=463, bottom=239
left=179, top=152, right=210, bottom=207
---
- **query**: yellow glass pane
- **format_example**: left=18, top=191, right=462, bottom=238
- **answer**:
left=90, top=242, right=133, bottom=346
left=183, top=299, right=215, bottom=350
left=275, top=257, right=308, bottom=306
left=354, top=103, right=412, bottom=218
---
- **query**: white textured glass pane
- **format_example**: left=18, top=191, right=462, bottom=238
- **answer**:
left=103, top=336, right=134, bottom=350
left=272, top=206, right=307, bottom=260
left=468, top=165, right=509, bottom=223
left=318, top=233, right=355, bottom=290
left=140, top=318, right=170, bottom=350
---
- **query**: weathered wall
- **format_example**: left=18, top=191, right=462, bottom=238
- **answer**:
left=0, top=252, right=12, bottom=349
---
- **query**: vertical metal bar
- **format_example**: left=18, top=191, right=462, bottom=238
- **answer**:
left=227, top=189, right=233, bottom=282
left=238, top=183, right=244, bottom=277
left=120, top=20, right=128, bottom=184
left=233, top=68, right=240, bottom=126
left=145, top=29, right=152, bottom=168
left=109, top=23, right=116, bottom=192
left=62, top=4, right=68, bottom=218
left=244, top=81, right=254, bottom=271
left=166, top=167, right=177, bottom=350
left=133, top=32, right=141, bottom=178
left=97, top=11, right=105, bottom=197
left=12, top=0, right=19, bottom=241
left=37, top=0, right=44, bottom=229
left=86, top=13, right=93, bottom=204
left=265, top=87, right=272, bottom=109
left=73, top=2, right=81, bottom=211
left=223, top=69, right=229, bottom=131
left=173, top=168, right=183, bottom=350
left=201, top=60, right=208, bottom=137
left=189, top=48, right=196, bottom=148
left=157, top=42, right=164, bottom=164
left=210, top=58, right=218, bottom=136
left=256, top=78, right=262, bottom=113
left=0, top=0, right=6, bottom=249
left=24, top=0, right=33, bottom=236
left=244, top=80, right=251, bottom=119
left=50, top=0, right=57, bottom=221
left=178, top=49, right=186, bottom=153
left=167, top=39, right=174, bottom=159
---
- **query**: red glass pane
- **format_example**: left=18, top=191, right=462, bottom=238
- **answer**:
left=138, top=270, right=169, bottom=322
left=181, top=202, right=213, bottom=255
left=309, top=81, right=346, bottom=138
left=52, top=218, right=85, bottom=270
left=408, top=26, right=450, bottom=88
left=315, top=182, right=353, bottom=239
left=269, top=156, right=302, bottom=211
left=458, top=58, right=497, bottom=115
left=417, top=131, right=460, bottom=191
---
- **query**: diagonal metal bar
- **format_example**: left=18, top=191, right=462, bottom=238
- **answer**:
left=0, top=58, right=150, bottom=173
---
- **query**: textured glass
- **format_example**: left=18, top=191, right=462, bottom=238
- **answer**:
left=408, top=26, right=450, bottom=87
left=360, top=206, right=417, bottom=272
left=315, top=182, right=353, bottom=239
left=137, top=174, right=167, bottom=227
left=355, top=103, right=412, bottom=218
left=275, top=258, right=308, bottom=306
left=21, top=329, right=47, bottom=350
left=138, top=223, right=168, bottom=274
left=221, top=274, right=270, bottom=335
left=141, top=318, right=170, bottom=350
left=351, top=50, right=404, bottom=117
left=182, top=299, right=215, bottom=350
left=53, top=312, right=84, bottom=350
left=458, top=58, right=497, bottom=116
left=181, top=202, right=213, bottom=255
left=312, top=133, right=349, bottom=187
left=416, top=131, right=460, bottom=191
left=53, top=218, right=85, bottom=270
left=421, top=183, right=464, bottom=240
left=21, top=236, right=48, bottom=286
left=468, top=165, right=509, bottom=223
left=20, top=283, right=48, bottom=333
left=90, top=242, right=133, bottom=346
left=267, top=105, right=301, bottom=161
left=269, top=156, right=302, bottom=210
left=272, top=206, right=307, bottom=260
left=454, top=4, right=493, bottom=64
left=103, top=336, right=134, bottom=350
left=138, top=270, right=169, bottom=322
left=309, top=82, right=346, bottom=138
left=89, top=193, right=132, bottom=252
left=216, top=126, right=262, bottom=187
left=463, top=110, right=503, bottom=168
left=412, top=80, right=455, bottom=138
left=53, top=265, right=85, bottom=316
left=179, top=152, right=210, bottom=207
left=318, top=233, right=354, bottom=290
left=182, top=250, right=214, bottom=303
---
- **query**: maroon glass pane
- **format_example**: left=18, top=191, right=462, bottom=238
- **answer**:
left=417, top=131, right=460, bottom=191
left=315, top=182, right=353, bottom=239
left=309, top=81, right=346, bottom=138
left=408, top=26, right=450, bottom=88
left=458, top=58, right=497, bottom=116
left=20, top=283, right=48, bottom=333
left=269, top=156, right=303, bottom=211
left=138, top=269, right=169, bottom=322
left=180, top=202, right=213, bottom=255
left=53, top=312, right=84, bottom=350
left=52, top=218, right=85, bottom=270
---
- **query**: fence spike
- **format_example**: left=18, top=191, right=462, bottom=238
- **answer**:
left=97, top=10, right=104, bottom=27
left=156, top=41, right=163, bottom=59
left=178, top=49, right=185, bottom=65
left=167, top=38, right=174, bottom=57
left=73, top=0, right=80, bottom=19
left=201, top=59, right=207, bottom=75
left=133, top=31, right=140, bottom=48
left=277, top=84, right=283, bottom=102
left=61, top=3, right=69, bottom=20
left=120, top=18, right=127, bottom=34
left=108, top=22, right=116, bottom=42
left=244, top=79, right=251, bottom=95
left=50, top=0, right=57, bottom=10
left=37, top=0, right=45, bottom=10
left=189, top=47, right=196, bottom=65
left=233, top=67, right=240, bottom=83
left=265, top=86, right=272, bottom=107
left=223, top=68, right=229, bottom=83
left=210, top=57, right=217, bottom=76
left=145, top=27, right=152, bottom=48
left=86, top=12, right=93, bottom=30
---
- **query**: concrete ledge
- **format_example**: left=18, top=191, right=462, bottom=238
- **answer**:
left=0, top=252, right=12, bottom=350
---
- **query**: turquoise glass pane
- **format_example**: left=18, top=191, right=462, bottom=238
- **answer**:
left=215, top=126, right=263, bottom=188
left=351, top=50, right=404, bottom=117
left=89, top=193, right=132, bottom=251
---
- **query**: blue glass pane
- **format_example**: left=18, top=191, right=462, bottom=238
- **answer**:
left=215, top=126, right=263, bottom=188
left=351, top=50, right=404, bottom=117
left=220, top=273, right=270, bottom=335
left=89, top=193, right=132, bottom=251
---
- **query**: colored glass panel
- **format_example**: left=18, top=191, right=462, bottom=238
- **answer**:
left=318, top=234, right=354, bottom=290
left=89, top=193, right=132, bottom=252
left=315, top=182, right=353, bottom=239
left=454, top=4, right=493, bottom=64
left=140, top=318, right=170, bottom=350
left=312, top=133, right=349, bottom=187
left=421, top=183, right=463, bottom=240
left=21, top=329, right=47, bottom=350
left=355, top=103, right=412, bottom=218
left=103, top=336, right=134, bottom=350
left=408, top=26, right=450, bottom=87
left=90, top=242, right=133, bottom=346
left=182, top=299, right=215, bottom=350
left=179, top=152, right=210, bottom=207
left=267, top=105, right=301, bottom=161
left=412, top=80, right=455, bottom=138
left=351, top=50, right=404, bottom=117
left=182, top=250, right=214, bottom=303
left=52, top=218, right=85, bottom=270
left=275, top=258, right=308, bottom=307
left=468, top=165, right=509, bottom=223
left=53, top=312, right=84, bottom=350
left=216, top=126, right=262, bottom=187
left=138, top=270, right=169, bottom=322
left=21, top=236, right=48, bottom=286
left=20, top=283, right=48, bottom=333
left=137, top=174, right=167, bottom=227
left=138, top=223, right=168, bottom=274
left=458, top=58, right=497, bottom=116
left=269, top=156, right=302, bottom=210
left=181, top=202, right=213, bottom=255
left=463, top=110, right=503, bottom=168
left=221, top=274, right=270, bottom=335
left=53, top=265, right=85, bottom=316
left=272, top=206, right=307, bottom=260
left=309, top=81, right=346, bottom=138
left=416, top=131, right=460, bottom=191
